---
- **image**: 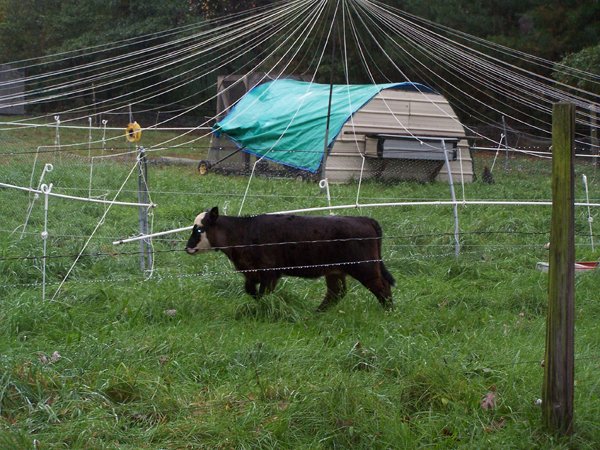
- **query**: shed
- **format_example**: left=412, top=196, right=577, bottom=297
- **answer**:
left=208, top=79, right=473, bottom=183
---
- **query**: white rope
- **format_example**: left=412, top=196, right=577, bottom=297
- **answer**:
left=111, top=199, right=600, bottom=245
left=489, top=134, right=505, bottom=172
left=153, top=0, right=329, bottom=151
left=0, top=2, right=288, bottom=71
left=237, top=0, right=332, bottom=215
left=50, top=160, right=141, bottom=301
left=354, top=0, right=598, bottom=145
left=347, top=0, right=495, bottom=155
left=0, top=1, right=314, bottom=139
left=0, top=181, right=155, bottom=207
left=0, top=2, right=308, bottom=103
left=369, top=0, right=600, bottom=98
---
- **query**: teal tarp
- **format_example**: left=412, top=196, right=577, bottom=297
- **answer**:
left=213, top=79, right=434, bottom=173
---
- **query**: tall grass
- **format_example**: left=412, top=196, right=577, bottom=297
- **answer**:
left=1, top=124, right=600, bottom=448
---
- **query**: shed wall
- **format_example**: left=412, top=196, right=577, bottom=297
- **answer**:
left=325, top=90, right=473, bottom=183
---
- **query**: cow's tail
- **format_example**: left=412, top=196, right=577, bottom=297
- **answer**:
left=381, top=261, right=396, bottom=287
left=371, top=219, right=396, bottom=287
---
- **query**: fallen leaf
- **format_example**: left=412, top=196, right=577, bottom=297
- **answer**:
left=277, top=401, right=289, bottom=411
left=481, top=391, right=496, bottom=410
left=484, top=417, right=506, bottom=433
left=441, top=427, right=453, bottom=436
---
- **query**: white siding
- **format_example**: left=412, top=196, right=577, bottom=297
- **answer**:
left=325, top=90, right=473, bottom=183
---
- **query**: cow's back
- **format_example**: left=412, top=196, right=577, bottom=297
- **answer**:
left=240, top=214, right=381, bottom=276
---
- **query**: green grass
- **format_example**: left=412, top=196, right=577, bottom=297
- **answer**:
left=1, top=124, right=600, bottom=448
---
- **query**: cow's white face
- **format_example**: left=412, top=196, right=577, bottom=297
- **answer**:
left=185, top=212, right=213, bottom=254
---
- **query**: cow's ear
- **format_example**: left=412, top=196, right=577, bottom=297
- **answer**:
left=208, top=206, right=219, bottom=222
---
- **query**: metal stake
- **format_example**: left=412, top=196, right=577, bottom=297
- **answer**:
left=442, top=140, right=460, bottom=257
left=21, top=163, right=53, bottom=239
left=137, top=147, right=153, bottom=274
left=40, top=183, right=53, bottom=301
left=583, top=174, right=594, bottom=251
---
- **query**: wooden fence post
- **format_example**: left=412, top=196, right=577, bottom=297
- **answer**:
left=542, top=102, right=575, bottom=434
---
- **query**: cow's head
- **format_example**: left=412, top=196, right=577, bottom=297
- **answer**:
left=185, top=206, right=218, bottom=255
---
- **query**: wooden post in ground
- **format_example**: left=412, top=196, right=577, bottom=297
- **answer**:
left=542, top=102, right=575, bottom=435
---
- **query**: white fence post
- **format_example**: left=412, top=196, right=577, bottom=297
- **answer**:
left=21, top=163, right=53, bottom=239
left=40, top=183, right=53, bottom=301
left=442, top=139, right=460, bottom=257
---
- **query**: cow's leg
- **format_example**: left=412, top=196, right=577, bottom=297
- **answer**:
left=316, top=273, right=347, bottom=312
left=349, top=266, right=393, bottom=310
left=244, top=276, right=258, bottom=298
left=363, top=277, right=393, bottom=310
left=258, top=275, right=280, bottom=297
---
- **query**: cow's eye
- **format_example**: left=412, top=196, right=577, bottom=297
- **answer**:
left=197, top=227, right=204, bottom=234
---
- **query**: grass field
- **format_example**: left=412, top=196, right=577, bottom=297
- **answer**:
left=1, top=121, right=600, bottom=448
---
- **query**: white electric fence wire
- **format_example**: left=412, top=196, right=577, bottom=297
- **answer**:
left=346, top=1, right=433, bottom=143
left=339, top=5, right=366, bottom=207
left=354, top=0, right=599, bottom=145
left=0, top=1, right=286, bottom=71
left=0, top=1, right=315, bottom=136
left=0, top=2, right=308, bottom=104
left=370, top=0, right=600, bottom=96
left=347, top=0, right=498, bottom=163
left=154, top=0, right=330, bottom=151
left=351, top=1, right=546, bottom=145
left=366, top=0, right=592, bottom=107
left=2, top=0, right=597, bottom=153
left=349, top=1, right=498, bottom=145
left=53, top=0, right=311, bottom=152
left=490, top=134, right=505, bottom=173
left=345, top=2, right=468, bottom=212
left=0, top=181, right=155, bottom=207
left=150, top=29, right=316, bottom=147
left=49, top=160, right=141, bottom=301
left=237, top=0, right=332, bottom=215
left=2, top=1, right=587, bottom=156
left=4, top=251, right=477, bottom=291
left=111, top=199, right=600, bottom=246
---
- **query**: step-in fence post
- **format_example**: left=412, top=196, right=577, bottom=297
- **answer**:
left=22, top=163, right=53, bottom=239
left=40, top=183, right=53, bottom=301
left=137, top=147, right=153, bottom=274
left=442, top=139, right=460, bottom=257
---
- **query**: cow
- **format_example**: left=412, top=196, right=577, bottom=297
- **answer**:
left=185, top=207, right=395, bottom=311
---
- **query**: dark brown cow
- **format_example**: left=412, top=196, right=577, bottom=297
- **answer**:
left=185, top=207, right=395, bottom=311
